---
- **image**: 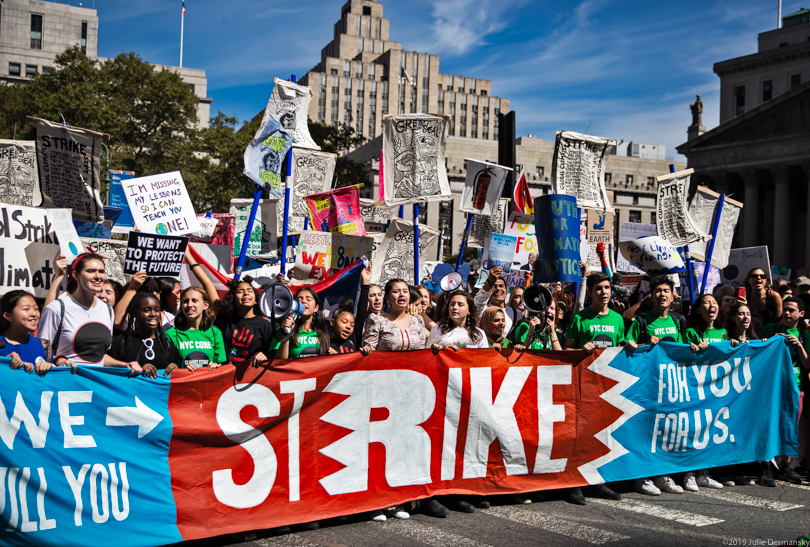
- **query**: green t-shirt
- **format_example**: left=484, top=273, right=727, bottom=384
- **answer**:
left=685, top=327, right=728, bottom=345
left=627, top=312, right=684, bottom=344
left=165, top=326, right=227, bottom=368
left=289, top=329, right=321, bottom=359
left=761, top=324, right=809, bottom=388
left=514, top=322, right=553, bottom=350
left=566, top=308, right=626, bottom=349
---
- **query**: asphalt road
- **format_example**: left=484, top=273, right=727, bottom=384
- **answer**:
left=181, top=480, right=810, bottom=547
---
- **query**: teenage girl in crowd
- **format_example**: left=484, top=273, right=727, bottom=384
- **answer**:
left=0, top=290, right=54, bottom=375
left=745, top=268, right=782, bottom=327
left=277, top=288, right=331, bottom=359
left=216, top=277, right=277, bottom=373
left=727, top=302, right=759, bottom=343
left=363, top=279, right=427, bottom=352
left=165, top=287, right=226, bottom=371
left=367, top=284, right=384, bottom=315
left=507, top=287, right=525, bottom=327
left=512, top=298, right=563, bottom=351
left=39, top=253, right=142, bottom=372
left=480, top=306, right=508, bottom=350
left=426, top=290, right=488, bottom=351
left=108, top=292, right=177, bottom=378
left=329, top=264, right=372, bottom=354
left=681, top=294, right=728, bottom=492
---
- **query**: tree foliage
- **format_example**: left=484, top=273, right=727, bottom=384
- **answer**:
left=308, top=120, right=370, bottom=188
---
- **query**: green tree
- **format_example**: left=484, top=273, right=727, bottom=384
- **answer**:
left=308, top=120, right=370, bottom=188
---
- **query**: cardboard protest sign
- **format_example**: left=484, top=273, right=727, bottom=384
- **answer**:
left=533, top=194, right=583, bottom=282
left=266, top=78, right=319, bottom=150
left=108, top=170, right=136, bottom=231
left=618, top=236, right=686, bottom=275
left=293, top=231, right=373, bottom=283
left=48, top=208, right=85, bottom=263
left=719, top=246, right=771, bottom=289
left=305, top=185, right=366, bottom=236
left=458, top=159, right=510, bottom=216
left=381, top=114, right=452, bottom=205
left=370, top=218, right=440, bottom=285
left=73, top=206, right=123, bottom=239
left=586, top=208, right=614, bottom=246
left=80, top=237, right=127, bottom=284
left=33, top=118, right=104, bottom=222
left=244, top=102, right=293, bottom=200
left=504, top=212, right=539, bottom=270
left=654, top=169, right=707, bottom=247
left=551, top=131, right=614, bottom=212
left=230, top=198, right=279, bottom=259
left=121, top=171, right=200, bottom=236
left=469, top=198, right=508, bottom=248
left=688, top=186, right=743, bottom=269
left=475, top=268, right=528, bottom=291
left=290, top=148, right=336, bottom=231
left=0, top=204, right=62, bottom=296
left=483, top=233, right=517, bottom=271
left=0, top=139, right=41, bottom=206
left=124, top=232, right=189, bottom=276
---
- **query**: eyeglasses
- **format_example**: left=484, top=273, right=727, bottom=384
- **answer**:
left=749, top=274, right=767, bottom=279
left=142, top=338, right=155, bottom=361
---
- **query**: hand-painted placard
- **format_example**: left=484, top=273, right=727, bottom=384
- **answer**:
left=370, top=218, right=440, bottom=285
left=719, top=246, right=772, bottom=289
left=458, top=159, right=510, bottom=216
left=618, top=236, right=686, bottom=275
left=290, top=148, right=336, bottom=231
left=33, top=118, right=104, bottom=222
left=230, top=198, right=279, bottom=259
left=243, top=98, right=293, bottom=199
left=654, top=169, right=707, bottom=247
left=48, top=208, right=85, bottom=263
left=617, top=222, right=656, bottom=273
left=688, top=186, right=743, bottom=269
left=293, top=231, right=373, bottom=283
left=504, top=211, right=537, bottom=269
left=266, top=78, right=319, bottom=150
left=469, top=198, right=508, bottom=248
left=533, top=194, right=583, bottom=282
left=124, top=232, right=189, bottom=276
left=551, top=131, right=614, bottom=212
left=0, top=139, right=41, bottom=206
left=586, top=208, right=614, bottom=245
left=121, top=171, right=200, bottom=236
left=475, top=268, right=528, bottom=290
left=381, top=114, right=452, bottom=205
left=80, top=237, right=127, bottom=284
left=484, top=233, right=517, bottom=271
left=0, top=204, right=60, bottom=297
left=305, top=186, right=366, bottom=236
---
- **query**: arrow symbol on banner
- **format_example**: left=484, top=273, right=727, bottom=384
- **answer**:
left=105, top=397, right=164, bottom=439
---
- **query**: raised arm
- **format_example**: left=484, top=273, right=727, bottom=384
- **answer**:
left=114, top=271, right=147, bottom=331
left=186, top=247, right=221, bottom=316
left=44, top=255, right=67, bottom=307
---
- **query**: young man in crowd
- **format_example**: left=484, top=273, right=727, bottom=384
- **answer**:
left=474, top=266, right=516, bottom=334
left=760, top=296, right=808, bottom=485
left=626, top=276, right=687, bottom=495
left=562, top=271, right=625, bottom=505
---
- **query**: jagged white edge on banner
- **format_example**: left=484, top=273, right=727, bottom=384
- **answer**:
left=578, top=347, right=645, bottom=484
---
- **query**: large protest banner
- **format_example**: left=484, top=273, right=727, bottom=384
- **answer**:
left=551, top=131, right=614, bottom=212
left=654, top=169, right=707, bottom=247
left=305, top=186, right=366, bottom=236
left=468, top=198, right=508, bottom=248
left=533, top=194, right=582, bottom=282
left=230, top=198, right=278, bottom=260
left=33, top=118, right=104, bottom=222
left=458, top=159, right=510, bottom=216
left=0, top=339, right=797, bottom=546
left=0, top=140, right=41, bottom=206
left=124, top=232, right=189, bottom=277
left=289, top=148, right=336, bottom=232
left=80, top=237, right=128, bottom=284
left=293, top=231, right=373, bottom=283
left=0, top=204, right=60, bottom=297
left=120, top=171, right=200, bottom=236
left=381, top=114, right=452, bottom=205
left=689, top=186, right=743, bottom=268
left=370, top=218, right=439, bottom=285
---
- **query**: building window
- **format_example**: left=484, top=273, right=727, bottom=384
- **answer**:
left=331, top=68, right=338, bottom=76
left=81, top=21, right=87, bottom=54
left=646, top=176, right=654, bottom=186
left=626, top=174, right=634, bottom=185
left=791, top=73, right=802, bottom=89
left=762, top=79, right=773, bottom=102
left=629, top=210, right=642, bottom=223
left=42, top=66, right=53, bottom=75
left=650, top=212, right=657, bottom=225
left=605, top=172, right=612, bottom=184
left=26, top=65, right=37, bottom=78
left=363, top=6, right=371, bottom=15
left=9, top=63, right=20, bottom=77
left=481, top=90, right=487, bottom=96
left=483, top=129, right=488, bottom=140
left=735, top=85, right=745, bottom=116
left=30, top=14, right=43, bottom=50
left=537, top=166, right=544, bottom=178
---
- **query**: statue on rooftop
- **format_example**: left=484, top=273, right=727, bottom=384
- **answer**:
left=690, top=95, right=703, bottom=127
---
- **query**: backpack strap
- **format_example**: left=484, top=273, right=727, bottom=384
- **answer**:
left=670, top=311, right=687, bottom=334
left=52, top=298, right=66, bottom=356
left=633, top=314, right=649, bottom=344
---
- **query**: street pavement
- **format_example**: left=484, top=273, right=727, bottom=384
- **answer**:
left=181, top=480, right=810, bottom=547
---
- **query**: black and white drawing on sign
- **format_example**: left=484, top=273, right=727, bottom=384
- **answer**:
left=551, top=131, right=614, bottom=212
left=381, top=114, right=452, bottom=206
left=34, top=118, right=104, bottom=223
left=0, top=140, right=41, bottom=207
left=370, top=218, right=439, bottom=286
left=468, top=199, right=507, bottom=248
left=655, top=168, right=707, bottom=248
left=688, top=186, right=742, bottom=269
left=81, top=237, right=127, bottom=284
left=290, top=148, right=336, bottom=231
left=360, top=198, right=398, bottom=224
left=267, top=79, right=319, bottom=150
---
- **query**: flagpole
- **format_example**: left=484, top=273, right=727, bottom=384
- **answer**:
left=413, top=203, right=420, bottom=284
left=179, top=2, right=184, bottom=68
left=280, top=74, right=297, bottom=276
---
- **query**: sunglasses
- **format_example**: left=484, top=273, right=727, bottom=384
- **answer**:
left=749, top=274, right=767, bottom=279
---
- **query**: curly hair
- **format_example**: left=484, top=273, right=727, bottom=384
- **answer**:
left=174, top=287, right=216, bottom=331
left=218, top=276, right=259, bottom=325
left=438, top=290, right=482, bottom=343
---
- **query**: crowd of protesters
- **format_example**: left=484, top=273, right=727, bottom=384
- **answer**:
left=3, top=250, right=808, bottom=537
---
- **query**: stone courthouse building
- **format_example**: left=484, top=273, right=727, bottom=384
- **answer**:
left=678, top=8, right=810, bottom=271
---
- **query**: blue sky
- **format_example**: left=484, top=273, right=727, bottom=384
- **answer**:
left=91, top=0, right=796, bottom=160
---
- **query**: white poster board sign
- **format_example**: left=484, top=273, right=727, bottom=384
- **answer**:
left=48, top=208, right=85, bottom=263
left=121, top=171, right=200, bottom=236
left=458, top=159, right=510, bottom=216
left=719, top=246, right=771, bottom=289
left=617, top=222, right=656, bottom=273
left=551, top=131, right=614, bottom=211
